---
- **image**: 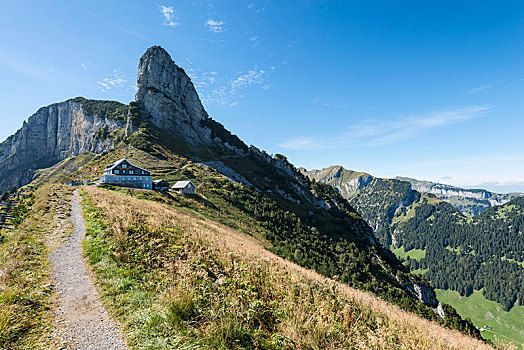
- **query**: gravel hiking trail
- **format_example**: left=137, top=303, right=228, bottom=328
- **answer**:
left=50, top=190, right=127, bottom=350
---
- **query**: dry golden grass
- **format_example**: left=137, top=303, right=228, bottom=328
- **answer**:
left=84, top=186, right=496, bottom=349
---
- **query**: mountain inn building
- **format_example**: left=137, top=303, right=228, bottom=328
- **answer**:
left=100, top=158, right=153, bottom=189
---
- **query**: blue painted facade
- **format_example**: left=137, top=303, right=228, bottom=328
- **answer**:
left=99, top=158, right=152, bottom=189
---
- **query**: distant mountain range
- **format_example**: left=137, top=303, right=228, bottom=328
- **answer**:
left=396, top=176, right=522, bottom=215
left=302, top=165, right=524, bottom=313
left=302, top=165, right=522, bottom=216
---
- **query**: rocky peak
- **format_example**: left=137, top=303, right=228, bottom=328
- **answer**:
left=135, top=46, right=214, bottom=148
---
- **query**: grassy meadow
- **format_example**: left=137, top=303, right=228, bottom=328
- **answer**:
left=80, top=185, right=493, bottom=349
left=436, top=289, right=524, bottom=350
left=390, top=245, right=426, bottom=261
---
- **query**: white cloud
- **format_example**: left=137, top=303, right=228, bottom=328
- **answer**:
left=249, top=35, right=259, bottom=47
left=159, top=5, right=180, bottom=27
left=97, top=70, right=128, bottom=92
left=80, top=63, right=89, bottom=69
left=183, top=56, right=272, bottom=108
left=205, top=19, right=225, bottom=33
left=466, top=84, right=493, bottom=95
left=278, top=136, right=330, bottom=151
left=231, top=69, right=265, bottom=91
left=197, top=68, right=268, bottom=107
left=189, top=70, right=218, bottom=89
left=278, top=106, right=490, bottom=150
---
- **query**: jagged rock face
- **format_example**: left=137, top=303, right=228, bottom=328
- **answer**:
left=301, top=166, right=373, bottom=198
left=397, top=176, right=522, bottom=215
left=0, top=99, right=124, bottom=192
left=135, top=46, right=215, bottom=148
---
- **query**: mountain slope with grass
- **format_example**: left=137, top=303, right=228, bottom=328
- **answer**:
left=1, top=168, right=495, bottom=349
left=77, top=184, right=492, bottom=349
left=0, top=45, right=491, bottom=347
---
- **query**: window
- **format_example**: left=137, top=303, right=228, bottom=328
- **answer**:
left=129, top=170, right=134, bottom=174
left=142, top=171, right=145, bottom=174
left=122, top=164, right=127, bottom=168
left=115, top=170, right=119, bottom=174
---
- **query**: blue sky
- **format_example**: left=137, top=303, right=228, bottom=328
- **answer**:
left=1, top=0, right=524, bottom=192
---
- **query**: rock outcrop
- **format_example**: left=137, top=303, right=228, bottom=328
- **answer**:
left=0, top=99, right=125, bottom=192
left=0, top=45, right=250, bottom=194
left=301, top=166, right=373, bottom=198
left=135, top=46, right=245, bottom=154
left=136, top=46, right=209, bottom=146
left=403, top=282, right=439, bottom=308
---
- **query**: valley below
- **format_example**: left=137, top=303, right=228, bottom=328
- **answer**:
left=304, top=165, right=524, bottom=349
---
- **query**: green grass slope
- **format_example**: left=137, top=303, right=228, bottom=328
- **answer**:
left=0, top=185, right=72, bottom=349
left=436, top=290, right=524, bottom=349
left=80, top=185, right=492, bottom=349
left=53, top=136, right=481, bottom=338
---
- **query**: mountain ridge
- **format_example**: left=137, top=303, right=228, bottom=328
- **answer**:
left=0, top=98, right=132, bottom=193
left=303, top=165, right=523, bottom=216
left=396, top=176, right=522, bottom=215
left=0, top=45, right=483, bottom=341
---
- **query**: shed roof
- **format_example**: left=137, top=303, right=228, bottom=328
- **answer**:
left=171, top=181, right=194, bottom=189
left=153, top=179, right=169, bottom=184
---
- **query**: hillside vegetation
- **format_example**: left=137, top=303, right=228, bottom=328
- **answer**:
left=55, top=139, right=482, bottom=337
left=0, top=185, right=72, bottom=349
left=303, top=166, right=524, bottom=348
left=396, top=198, right=524, bottom=311
left=81, top=185, right=492, bottom=349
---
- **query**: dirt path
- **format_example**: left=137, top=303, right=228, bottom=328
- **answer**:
left=50, top=190, right=127, bottom=350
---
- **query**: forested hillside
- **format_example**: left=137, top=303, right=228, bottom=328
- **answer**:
left=304, top=166, right=524, bottom=322
left=398, top=197, right=524, bottom=311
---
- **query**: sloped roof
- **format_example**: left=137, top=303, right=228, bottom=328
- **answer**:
left=153, top=179, right=169, bottom=184
left=105, top=158, right=150, bottom=173
left=171, top=181, right=194, bottom=189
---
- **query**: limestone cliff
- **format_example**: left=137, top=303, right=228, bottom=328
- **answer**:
left=397, top=176, right=523, bottom=215
left=135, top=46, right=245, bottom=154
left=0, top=99, right=126, bottom=192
